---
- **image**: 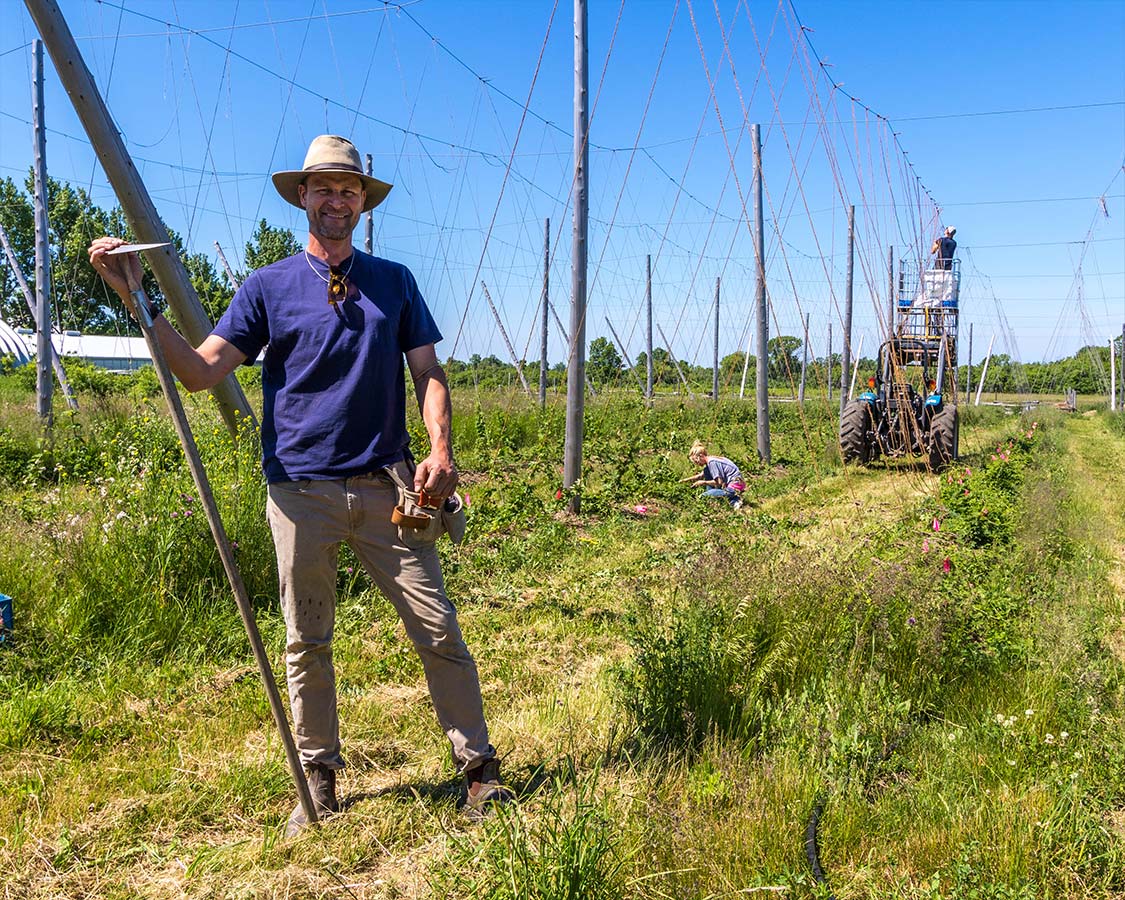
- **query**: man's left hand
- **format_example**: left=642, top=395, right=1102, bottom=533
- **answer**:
left=414, top=452, right=458, bottom=500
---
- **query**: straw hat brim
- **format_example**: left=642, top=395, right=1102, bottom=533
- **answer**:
left=272, top=169, right=393, bottom=213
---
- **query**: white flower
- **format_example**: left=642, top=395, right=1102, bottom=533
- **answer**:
left=1060, top=731, right=1068, bottom=741
left=1025, top=709, right=1034, bottom=717
left=1045, top=733, right=1055, bottom=744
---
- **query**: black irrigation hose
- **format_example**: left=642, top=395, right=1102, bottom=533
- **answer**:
left=804, top=724, right=918, bottom=896
left=805, top=792, right=834, bottom=898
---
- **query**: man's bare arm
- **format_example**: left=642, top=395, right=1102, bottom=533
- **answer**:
left=405, top=343, right=458, bottom=497
left=88, top=236, right=246, bottom=391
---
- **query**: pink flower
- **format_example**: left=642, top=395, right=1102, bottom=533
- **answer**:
left=463, top=492, right=471, bottom=508
left=635, top=504, right=648, bottom=514
left=922, top=538, right=930, bottom=553
left=932, top=518, right=941, bottom=532
left=555, top=489, right=564, bottom=500
left=942, top=558, right=951, bottom=573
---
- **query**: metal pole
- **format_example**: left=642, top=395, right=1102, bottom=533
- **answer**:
left=605, top=316, right=645, bottom=395
left=646, top=254, right=653, bottom=401
left=364, top=154, right=374, bottom=255
left=657, top=323, right=695, bottom=399
left=887, top=244, right=895, bottom=339
left=126, top=283, right=317, bottom=830
left=539, top=218, right=549, bottom=409
left=753, top=123, right=769, bottom=463
left=975, top=334, right=996, bottom=406
left=739, top=323, right=752, bottom=399
left=847, top=334, right=865, bottom=402
left=24, top=0, right=254, bottom=435
left=1120, top=323, right=1124, bottom=410
left=1110, top=336, right=1116, bottom=412
left=214, top=241, right=241, bottom=290
left=712, top=276, right=720, bottom=401
left=798, top=312, right=809, bottom=404
left=840, top=204, right=855, bottom=417
left=0, top=220, right=77, bottom=410
left=564, top=0, right=589, bottom=512
left=966, top=323, right=973, bottom=405
left=827, top=321, right=833, bottom=401
left=480, top=281, right=530, bottom=396
left=32, top=40, right=53, bottom=426
left=549, top=298, right=597, bottom=398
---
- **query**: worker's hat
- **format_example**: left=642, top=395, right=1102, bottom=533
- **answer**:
left=945, top=226, right=956, bottom=236
left=272, top=135, right=392, bottom=213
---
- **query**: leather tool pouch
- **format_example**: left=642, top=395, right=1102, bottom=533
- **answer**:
left=384, top=459, right=466, bottom=547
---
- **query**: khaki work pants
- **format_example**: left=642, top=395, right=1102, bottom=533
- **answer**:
left=266, top=472, right=492, bottom=772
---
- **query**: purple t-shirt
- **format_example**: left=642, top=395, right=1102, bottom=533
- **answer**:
left=703, top=456, right=744, bottom=490
left=213, top=250, right=441, bottom=482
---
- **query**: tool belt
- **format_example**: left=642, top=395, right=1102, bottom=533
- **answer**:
left=383, top=458, right=467, bottom=546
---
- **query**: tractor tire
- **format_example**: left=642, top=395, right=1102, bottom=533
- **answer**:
left=928, top=406, right=958, bottom=471
left=840, top=400, right=873, bottom=464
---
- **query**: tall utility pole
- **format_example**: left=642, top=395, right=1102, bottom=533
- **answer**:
left=32, top=40, right=52, bottom=426
left=712, top=277, right=720, bottom=401
left=1120, top=323, right=1124, bottom=410
left=0, top=221, right=76, bottom=411
left=798, top=312, right=810, bottom=404
left=840, top=204, right=855, bottom=418
left=564, top=0, right=589, bottom=513
left=646, top=254, right=653, bottom=402
left=887, top=245, right=895, bottom=339
left=752, top=124, right=769, bottom=464
left=539, top=218, right=550, bottom=409
left=25, top=0, right=254, bottom=435
left=364, top=154, right=374, bottom=255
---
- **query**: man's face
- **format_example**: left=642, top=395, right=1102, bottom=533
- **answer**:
left=298, top=172, right=366, bottom=242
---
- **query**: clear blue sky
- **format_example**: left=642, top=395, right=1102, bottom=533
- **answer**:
left=1, top=0, right=1122, bottom=374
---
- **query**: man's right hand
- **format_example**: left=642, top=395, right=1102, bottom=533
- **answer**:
left=88, top=236, right=143, bottom=302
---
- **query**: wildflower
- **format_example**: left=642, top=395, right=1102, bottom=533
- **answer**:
left=345, top=566, right=354, bottom=574
left=922, top=538, right=930, bottom=553
left=933, top=518, right=941, bottom=532
left=1060, top=731, right=1068, bottom=740
left=908, top=616, right=917, bottom=626
left=995, top=713, right=1005, bottom=725
left=464, top=492, right=471, bottom=508
left=1070, top=772, right=1079, bottom=780
left=555, top=489, right=563, bottom=500
left=1045, top=733, right=1055, bottom=744
left=171, top=511, right=179, bottom=518
left=942, top=558, right=951, bottom=573
left=1025, top=709, right=1034, bottom=717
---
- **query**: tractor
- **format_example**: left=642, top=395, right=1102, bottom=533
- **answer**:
left=840, top=257, right=960, bottom=470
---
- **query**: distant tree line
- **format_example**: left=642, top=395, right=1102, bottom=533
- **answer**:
left=1, top=175, right=1119, bottom=396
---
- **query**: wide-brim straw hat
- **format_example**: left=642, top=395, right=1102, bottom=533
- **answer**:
left=272, top=135, right=392, bottom=213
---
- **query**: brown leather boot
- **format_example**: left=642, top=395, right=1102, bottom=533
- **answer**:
left=285, top=763, right=339, bottom=837
left=463, top=757, right=514, bottom=820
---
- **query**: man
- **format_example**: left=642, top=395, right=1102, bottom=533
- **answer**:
left=89, top=134, right=508, bottom=835
left=931, top=226, right=957, bottom=270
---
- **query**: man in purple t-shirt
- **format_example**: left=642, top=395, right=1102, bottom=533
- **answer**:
left=89, top=135, right=508, bottom=835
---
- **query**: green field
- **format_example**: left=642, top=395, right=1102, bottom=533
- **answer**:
left=2, top=371, right=1125, bottom=899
